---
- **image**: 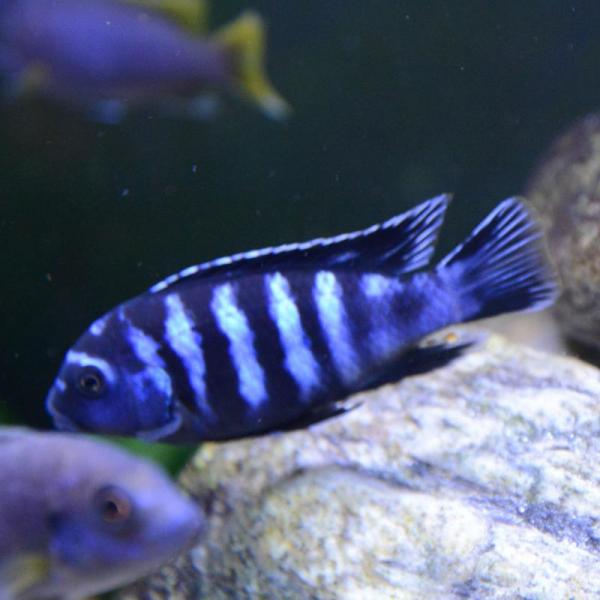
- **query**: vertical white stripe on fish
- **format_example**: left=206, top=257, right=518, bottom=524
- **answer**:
left=361, top=273, right=396, bottom=298
left=313, top=271, right=360, bottom=384
left=164, top=293, right=211, bottom=416
left=210, top=282, right=267, bottom=408
left=125, top=320, right=165, bottom=368
left=265, top=272, right=321, bottom=400
left=66, top=351, right=116, bottom=383
left=119, top=308, right=173, bottom=396
left=360, top=273, right=401, bottom=358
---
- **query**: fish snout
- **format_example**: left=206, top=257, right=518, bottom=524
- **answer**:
left=157, top=493, right=206, bottom=553
left=46, top=384, right=80, bottom=432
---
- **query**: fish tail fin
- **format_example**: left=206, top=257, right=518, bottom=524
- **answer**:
left=214, top=11, right=290, bottom=119
left=437, top=198, right=558, bottom=322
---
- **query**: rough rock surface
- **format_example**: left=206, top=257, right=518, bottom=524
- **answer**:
left=119, top=331, right=600, bottom=599
left=525, top=112, right=600, bottom=357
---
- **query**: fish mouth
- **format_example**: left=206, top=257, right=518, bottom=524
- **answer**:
left=46, top=387, right=82, bottom=432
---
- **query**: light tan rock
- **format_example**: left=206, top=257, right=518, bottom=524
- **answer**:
left=119, top=330, right=600, bottom=599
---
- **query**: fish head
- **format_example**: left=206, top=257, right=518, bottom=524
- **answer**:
left=46, top=314, right=182, bottom=440
left=45, top=438, right=204, bottom=596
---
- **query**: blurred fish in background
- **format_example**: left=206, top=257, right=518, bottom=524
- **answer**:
left=0, top=0, right=290, bottom=122
left=0, top=428, right=204, bottom=600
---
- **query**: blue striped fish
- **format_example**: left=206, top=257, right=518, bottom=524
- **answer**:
left=46, top=196, right=557, bottom=443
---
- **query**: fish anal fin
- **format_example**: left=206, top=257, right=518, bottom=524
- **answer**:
left=149, top=194, right=451, bottom=294
left=358, top=339, right=472, bottom=392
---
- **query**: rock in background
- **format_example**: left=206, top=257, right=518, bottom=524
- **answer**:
left=525, top=113, right=600, bottom=361
left=119, top=331, right=600, bottom=599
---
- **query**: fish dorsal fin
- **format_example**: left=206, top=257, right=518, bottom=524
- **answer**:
left=149, top=194, right=451, bottom=294
left=123, top=0, right=209, bottom=33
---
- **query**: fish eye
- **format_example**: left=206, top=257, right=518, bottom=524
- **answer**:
left=76, top=367, right=106, bottom=398
left=94, top=486, right=133, bottom=526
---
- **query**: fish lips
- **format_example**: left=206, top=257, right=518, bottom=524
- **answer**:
left=46, top=385, right=82, bottom=432
left=166, top=499, right=207, bottom=552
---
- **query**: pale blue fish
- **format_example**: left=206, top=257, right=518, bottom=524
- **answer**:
left=0, top=428, right=203, bottom=599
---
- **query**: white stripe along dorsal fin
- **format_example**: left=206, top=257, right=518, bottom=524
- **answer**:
left=149, top=194, right=451, bottom=294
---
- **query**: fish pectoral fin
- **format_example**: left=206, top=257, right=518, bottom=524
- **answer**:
left=123, top=0, right=209, bottom=32
left=214, top=11, right=290, bottom=120
left=0, top=553, right=52, bottom=598
left=358, top=336, right=473, bottom=391
left=277, top=401, right=361, bottom=433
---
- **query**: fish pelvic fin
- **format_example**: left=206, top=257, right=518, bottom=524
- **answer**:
left=0, top=553, right=51, bottom=598
left=215, top=11, right=290, bottom=119
left=437, top=197, right=558, bottom=321
left=6, top=62, right=49, bottom=99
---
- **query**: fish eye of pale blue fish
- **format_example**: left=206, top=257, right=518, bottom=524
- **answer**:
left=0, top=428, right=203, bottom=600
left=46, top=195, right=557, bottom=444
left=0, top=0, right=289, bottom=120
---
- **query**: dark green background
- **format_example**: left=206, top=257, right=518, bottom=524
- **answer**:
left=2, top=1, right=599, bottom=428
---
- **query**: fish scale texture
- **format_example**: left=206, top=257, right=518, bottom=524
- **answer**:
left=118, top=329, right=600, bottom=599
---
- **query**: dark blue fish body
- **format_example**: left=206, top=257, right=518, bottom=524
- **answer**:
left=47, top=197, right=557, bottom=443
left=0, top=0, right=288, bottom=118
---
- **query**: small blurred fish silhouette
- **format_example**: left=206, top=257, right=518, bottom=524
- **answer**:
left=46, top=196, right=557, bottom=444
left=0, top=0, right=290, bottom=122
left=0, top=428, right=203, bottom=600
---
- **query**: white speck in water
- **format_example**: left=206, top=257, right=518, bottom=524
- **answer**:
left=121, top=188, right=130, bottom=198
left=192, top=164, right=198, bottom=173
left=517, top=504, right=527, bottom=515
